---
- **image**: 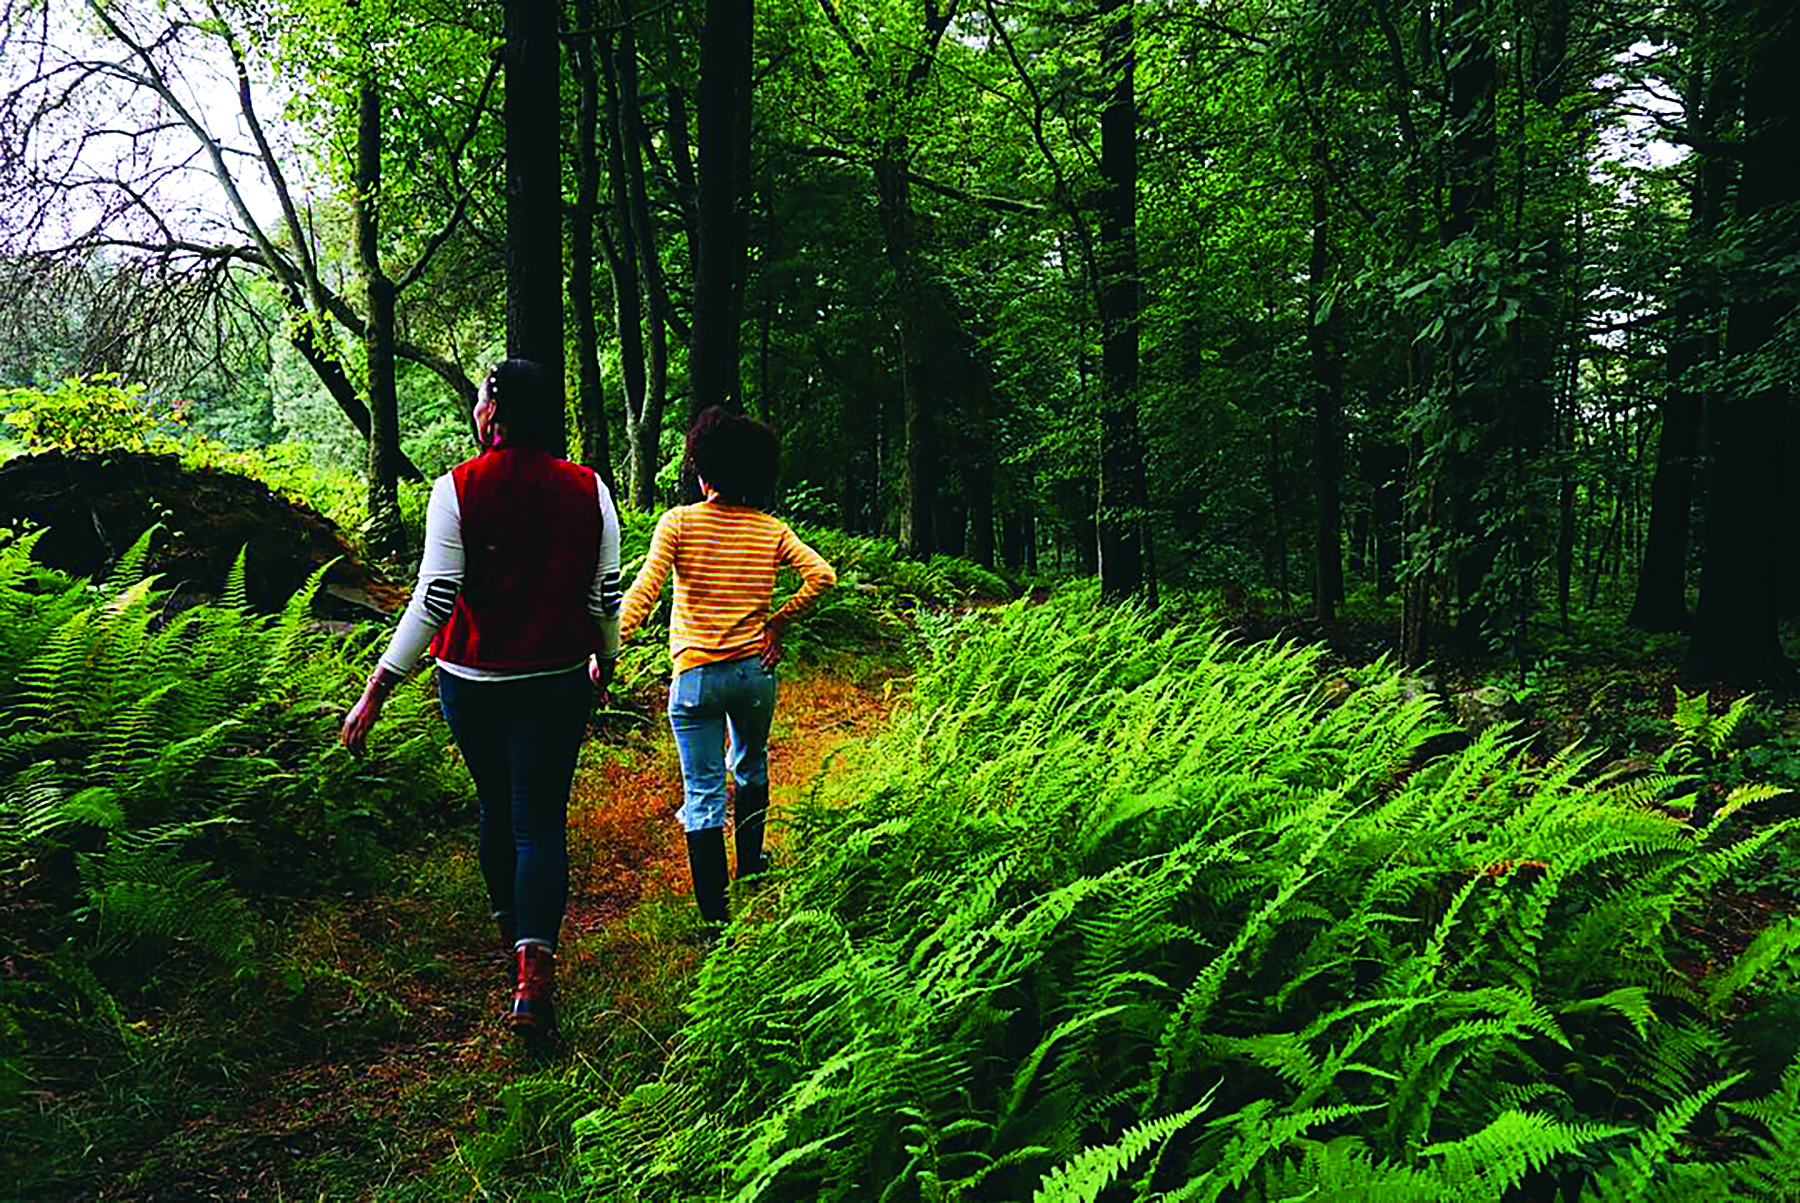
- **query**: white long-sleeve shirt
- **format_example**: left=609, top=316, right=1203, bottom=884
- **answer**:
left=378, top=472, right=621, bottom=681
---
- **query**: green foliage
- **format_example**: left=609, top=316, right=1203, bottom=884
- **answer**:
left=0, top=525, right=459, bottom=1191
left=574, top=595, right=1800, bottom=1201
left=177, top=438, right=371, bottom=531
left=0, top=375, right=189, bottom=452
left=1659, top=687, right=1757, bottom=774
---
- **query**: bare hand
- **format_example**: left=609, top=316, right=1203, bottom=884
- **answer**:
left=759, top=621, right=784, bottom=670
left=341, top=690, right=382, bottom=757
left=590, top=655, right=616, bottom=691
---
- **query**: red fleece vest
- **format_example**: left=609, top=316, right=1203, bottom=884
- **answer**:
left=429, top=447, right=603, bottom=670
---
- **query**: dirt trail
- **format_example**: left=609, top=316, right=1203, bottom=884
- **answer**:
left=567, top=664, right=904, bottom=927
left=98, top=663, right=903, bottom=1201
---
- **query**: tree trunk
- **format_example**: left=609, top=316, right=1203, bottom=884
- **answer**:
left=688, top=0, right=753, bottom=428
left=1489, top=0, right=1570, bottom=653
left=874, top=140, right=934, bottom=559
left=505, top=0, right=564, bottom=455
left=1631, top=348, right=1704, bottom=633
left=1307, top=92, right=1343, bottom=623
left=1401, top=427, right=1435, bottom=666
left=1267, top=417, right=1289, bottom=596
left=605, top=13, right=666, bottom=510
left=1688, top=1, right=1799, bottom=688
left=618, top=11, right=670, bottom=506
left=354, top=79, right=404, bottom=561
left=1632, top=47, right=1734, bottom=633
left=276, top=278, right=424, bottom=483
left=1002, top=509, right=1024, bottom=572
left=1365, top=436, right=1403, bottom=598
left=937, top=495, right=967, bottom=558
left=968, top=457, right=996, bottom=571
left=569, top=0, right=614, bottom=485
left=1096, top=0, right=1144, bottom=601
left=1556, top=205, right=1584, bottom=629
left=1444, top=0, right=1498, bottom=648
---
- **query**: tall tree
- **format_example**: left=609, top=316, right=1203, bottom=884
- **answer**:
left=506, top=0, right=565, bottom=451
left=604, top=1, right=676, bottom=508
left=815, top=0, right=959, bottom=558
left=1302, top=61, right=1344, bottom=624
left=1441, top=0, right=1501, bottom=648
left=1631, top=16, right=1734, bottom=633
left=687, top=0, right=754, bottom=425
left=1095, top=0, right=1145, bottom=600
left=569, top=0, right=615, bottom=482
left=1687, top=0, right=1799, bottom=687
left=354, top=78, right=403, bottom=557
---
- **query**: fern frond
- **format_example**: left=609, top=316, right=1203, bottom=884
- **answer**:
left=1707, top=918, right=1800, bottom=1014
left=1029, top=1090, right=1215, bottom=1203
left=1421, top=1109, right=1627, bottom=1195
left=1579, top=1073, right=1744, bottom=1202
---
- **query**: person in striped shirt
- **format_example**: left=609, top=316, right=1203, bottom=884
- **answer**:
left=343, top=359, right=621, bottom=1038
left=609, top=407, right=835, bottom=935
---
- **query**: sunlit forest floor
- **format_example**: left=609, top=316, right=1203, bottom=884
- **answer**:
left=85, top=661, right=903, bottom=1200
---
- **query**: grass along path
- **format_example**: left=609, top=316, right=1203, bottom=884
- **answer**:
left=93, top=660, right=904, bottom=1201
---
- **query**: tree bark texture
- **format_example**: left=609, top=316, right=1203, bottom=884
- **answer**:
left=1688, top=1, right=1799, bottom=688
left=688, top=0, right=753, bottom=428
left=1096, top=0, right=1145, bottom=601
left=505, top=0, right=565, bottom=455
left=875, top=140, right=935, bottom=559
left=1632, top=47, right=1735, bottom=633
left=569, top=0, right=614, bottom=485
left=354, top=79, right=404, bottom=561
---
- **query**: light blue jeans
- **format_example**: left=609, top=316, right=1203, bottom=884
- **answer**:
left=668, top=655, right=778, bottom=832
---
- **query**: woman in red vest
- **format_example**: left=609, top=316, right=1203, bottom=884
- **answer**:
left=341, top=359, right=621, bottom=1040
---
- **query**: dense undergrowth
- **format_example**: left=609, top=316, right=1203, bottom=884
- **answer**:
left=0, top=480, right=1014, bottom=1196
left=0, top=527, right=457, bottom=1193
left=572, top=591, right=1800, bottom=1201
left=16, top=430, right=1800, bottom=1199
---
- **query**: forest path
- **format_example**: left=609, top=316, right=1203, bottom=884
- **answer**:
left=100, top=660, right=904, bottom=1201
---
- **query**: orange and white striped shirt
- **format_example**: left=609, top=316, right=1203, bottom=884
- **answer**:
left=618, top=502, right=837, bottom=672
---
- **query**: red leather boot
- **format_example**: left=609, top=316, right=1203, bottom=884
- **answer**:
left=509, top=943, right=557, bottom=1036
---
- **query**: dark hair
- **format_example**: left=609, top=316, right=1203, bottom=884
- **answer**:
left=687, top=406, right=779, bottom=507
left=483, top=358, right=566, bottom=456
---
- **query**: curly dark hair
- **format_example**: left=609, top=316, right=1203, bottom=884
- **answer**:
left=483, top=358, right=566, bottom=456
left=687, top=406, right=779, bottom=507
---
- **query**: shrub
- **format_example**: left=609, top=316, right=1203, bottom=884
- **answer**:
left=0, top=375, right=187, bottom=452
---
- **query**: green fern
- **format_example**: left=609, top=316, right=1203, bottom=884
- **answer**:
left=1030, top=1091, right=1215, bottom=1203
left=573, top=593, right=1800, bottom=1202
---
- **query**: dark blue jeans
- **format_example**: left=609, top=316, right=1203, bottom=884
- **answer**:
left=437, top=665, right=589, bottom=950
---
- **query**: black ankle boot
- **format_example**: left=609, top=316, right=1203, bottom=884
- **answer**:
left=686, top=826, right=730, bottom=933
left=734, top=781, right=770, bottom=880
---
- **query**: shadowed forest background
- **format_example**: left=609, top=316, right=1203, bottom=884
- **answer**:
left=4, top=0, right=1800, bottom=1198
